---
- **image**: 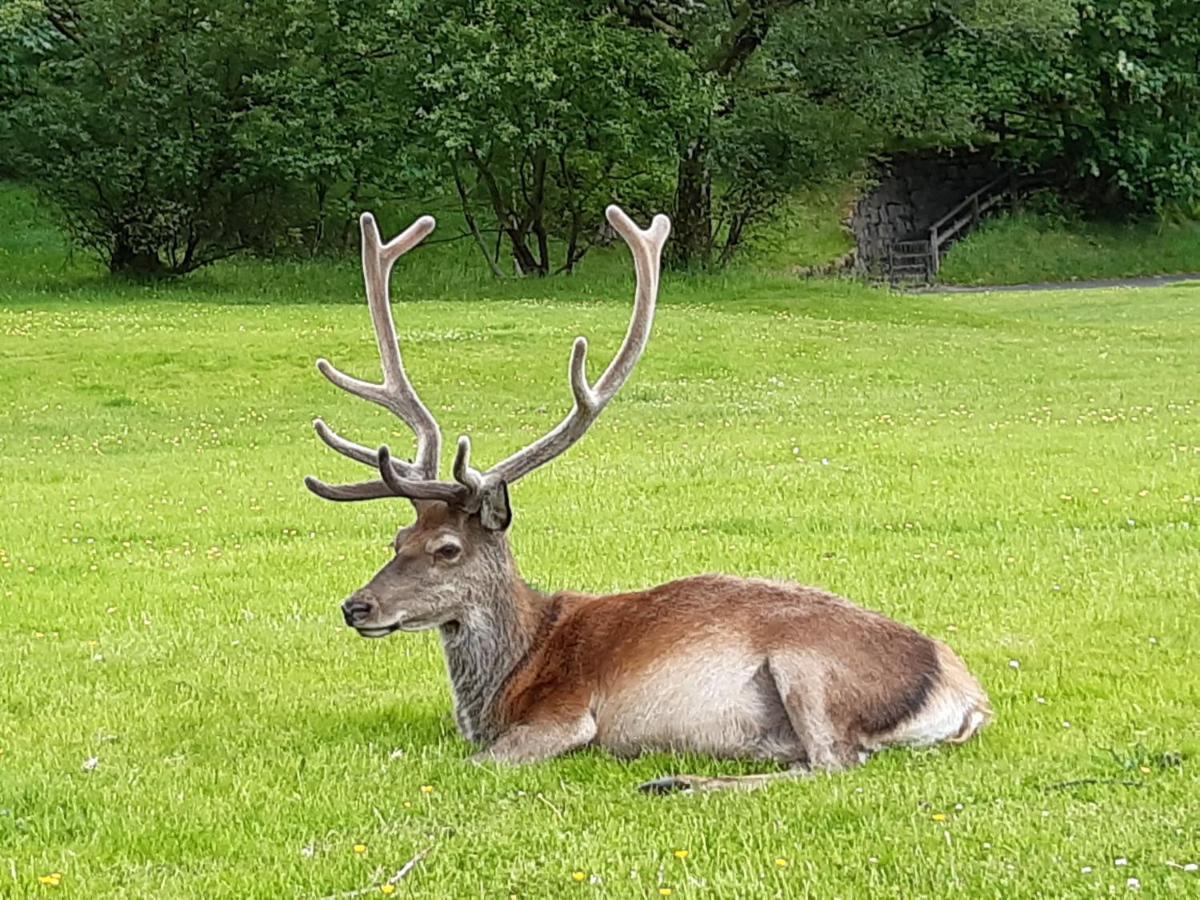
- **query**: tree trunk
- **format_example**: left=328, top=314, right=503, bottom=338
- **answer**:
left=718, top=210, right=749, bottom=266
left=452, top=162, right=507, bottom=278
left=110, top=234, right=166, bottom=277
left=507, top=230, right=542, bottom=276
left=670, top=138, right=712, bottom=269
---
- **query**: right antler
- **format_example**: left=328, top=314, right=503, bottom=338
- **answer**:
left=305, top=205, right=670, bottom=509
left=480, top=206, right=670, bottom=484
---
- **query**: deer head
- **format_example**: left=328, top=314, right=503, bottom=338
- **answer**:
left=306, top=206, right=670, bottom=639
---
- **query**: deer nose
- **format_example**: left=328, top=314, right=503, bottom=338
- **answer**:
left=341, top=595, right=374, bottom=626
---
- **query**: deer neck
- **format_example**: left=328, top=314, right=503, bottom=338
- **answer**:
left=438, top=561, right=551, bottom=744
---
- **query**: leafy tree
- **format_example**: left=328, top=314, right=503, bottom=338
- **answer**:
left=618, top=0, right=1078, bottom=267
left=985, top=0, right=1200, bottom=213
left=407, top=0, right=700, bottom=275
left=235, top=0, right=433, bottom=253
left=2, top=0, right=412, bottom=274
left=8, top=2, right=267, bottom=273
left=0, top=0, right=51, bottom=178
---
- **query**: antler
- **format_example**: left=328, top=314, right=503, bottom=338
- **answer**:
left=305, top=213, right=443, bottom=501
left=305, top=205, right=669, bottom=507
left=480, top=205, right=670, bottom=484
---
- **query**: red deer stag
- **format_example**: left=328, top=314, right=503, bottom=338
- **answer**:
left=305, top=206, right=991, bottom=792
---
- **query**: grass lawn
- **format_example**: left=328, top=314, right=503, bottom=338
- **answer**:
left=939, top=211, right=1200, bottom=286
left=1, top=185, right=1198, bottom=897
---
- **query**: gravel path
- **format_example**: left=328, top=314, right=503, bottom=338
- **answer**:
left=913, top=272, right=1200, bottom=294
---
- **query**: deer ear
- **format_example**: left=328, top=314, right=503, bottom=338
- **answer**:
left=478, top=479, right=512, bottom=532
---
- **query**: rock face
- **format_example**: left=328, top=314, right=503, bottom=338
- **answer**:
left=851, top=152, right=1004, bottom=277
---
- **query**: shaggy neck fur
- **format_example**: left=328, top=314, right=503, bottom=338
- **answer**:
left=438, top=542, right=551, bottom=744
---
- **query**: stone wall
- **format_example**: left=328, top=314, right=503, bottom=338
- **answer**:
left=850, top=152, right=1005, bottom=277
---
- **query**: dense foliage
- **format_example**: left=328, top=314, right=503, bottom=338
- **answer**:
left=408, top=0, right=699, bottom=275
left=997, top=0, right=1200, bottom=213
left=0, top=0, right=418, bottom=274
left=1, top=0, right=1196, bottom=275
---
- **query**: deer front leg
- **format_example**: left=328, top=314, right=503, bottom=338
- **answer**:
left=472, top=712, right=597, bottom=766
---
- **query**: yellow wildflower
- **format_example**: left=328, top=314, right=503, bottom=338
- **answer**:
left=659, top=889, right=673, bottom=897
left=775, top=858, right=789, bottom=868
left=420, top=785, right=434, bottom=795
left=380, top=885, right=396, bottom=896
left=571, top=871, right=587, bottom=882
left=931, top=813, right=947, bottom=822
left=1139, top=766, right=1151, bottom=774
left=38, top=873, right=62, bottom=887
left=353, top=844, right=367, bottom=855
left=673, top=849, right=690, bottom=860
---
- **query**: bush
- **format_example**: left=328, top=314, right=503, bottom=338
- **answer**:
left=2, top=0, right=414, bottom=275
left=407, top=0, right=700, bottom=275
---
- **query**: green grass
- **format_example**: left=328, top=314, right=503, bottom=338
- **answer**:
left=729, top=183, right=857, bottom=274
left=2, top=183, right=1199, bottom=898
left=940, top=210, right=1200, bottom=286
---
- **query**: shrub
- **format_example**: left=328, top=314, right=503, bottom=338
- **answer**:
left=3, top=0, right=414, bottom=275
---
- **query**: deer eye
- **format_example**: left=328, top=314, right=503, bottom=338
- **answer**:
left=434, top=542, right=462, bottom=562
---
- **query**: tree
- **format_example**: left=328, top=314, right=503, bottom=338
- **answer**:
left=983, top=0, right=1200, bottom=213
left=407, top=0, right=700, bottom=275
left=0, top=0, right=51, bottom=178
left=618, top=1, right=1078, bottom=267
left=3, top=0, right=414, bottom=274
left=235, top=0, right=433, bottom=253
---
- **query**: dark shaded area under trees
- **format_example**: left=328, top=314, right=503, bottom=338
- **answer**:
left=1, top=0, right=1196, bottom=276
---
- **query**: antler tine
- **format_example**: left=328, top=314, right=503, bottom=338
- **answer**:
left=315, top=212, right=443, bottom=479
left=376, top=446, right=470, bottom=505
left=303, top=475, right=401, bottom=502
left=312, top=418, right=423, bottom=479
left=485, top=205, right=670, bottom=485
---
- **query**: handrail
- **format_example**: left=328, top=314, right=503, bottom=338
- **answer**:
left=927, top=171, right=1018, bottom=274
left=929, top=172, right=1012, bottom=236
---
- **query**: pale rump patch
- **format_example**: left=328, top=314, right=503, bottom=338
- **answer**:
left=875, top=641, right=991, bottom=749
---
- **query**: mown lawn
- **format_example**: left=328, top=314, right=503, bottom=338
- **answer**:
left=1, top=189, right=1198, bottom=898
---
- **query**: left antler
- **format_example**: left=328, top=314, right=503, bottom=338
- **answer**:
left=305, top=213, right=444, bottom=502
left=479, top=205, right=670, bottom=486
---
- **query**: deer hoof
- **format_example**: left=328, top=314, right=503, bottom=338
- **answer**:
left=638, top=775, right=694, bottom=795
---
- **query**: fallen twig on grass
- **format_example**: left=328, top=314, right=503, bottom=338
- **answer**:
left=319, top=847, right=431, bottom=899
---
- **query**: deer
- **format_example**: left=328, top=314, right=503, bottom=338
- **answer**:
left=303, top=205, right=992, bottom=793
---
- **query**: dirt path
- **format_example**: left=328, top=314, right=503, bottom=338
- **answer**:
left=914, top=273, right=1200, bottom=294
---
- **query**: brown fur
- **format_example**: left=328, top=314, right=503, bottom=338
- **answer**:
left=503, top=576, right=939, bottom=737
left=311, top=206, right=990, bottom=792
left=339, top=504, right=991, bottom=792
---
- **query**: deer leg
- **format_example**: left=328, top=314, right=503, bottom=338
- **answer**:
left=768, top=656, right=865, bottom=773
left=639, top=658, right=866, bottom=795
left=639, top=766, right=811, bottom=795
left=471, top=712, right=597, bottom=766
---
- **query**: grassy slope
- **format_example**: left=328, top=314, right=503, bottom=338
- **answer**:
left=940, top=211, right=1200, bottom=286
left=1, top=185, right=1198, bottom=898
left=730, top=184, right=857, bottom=274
